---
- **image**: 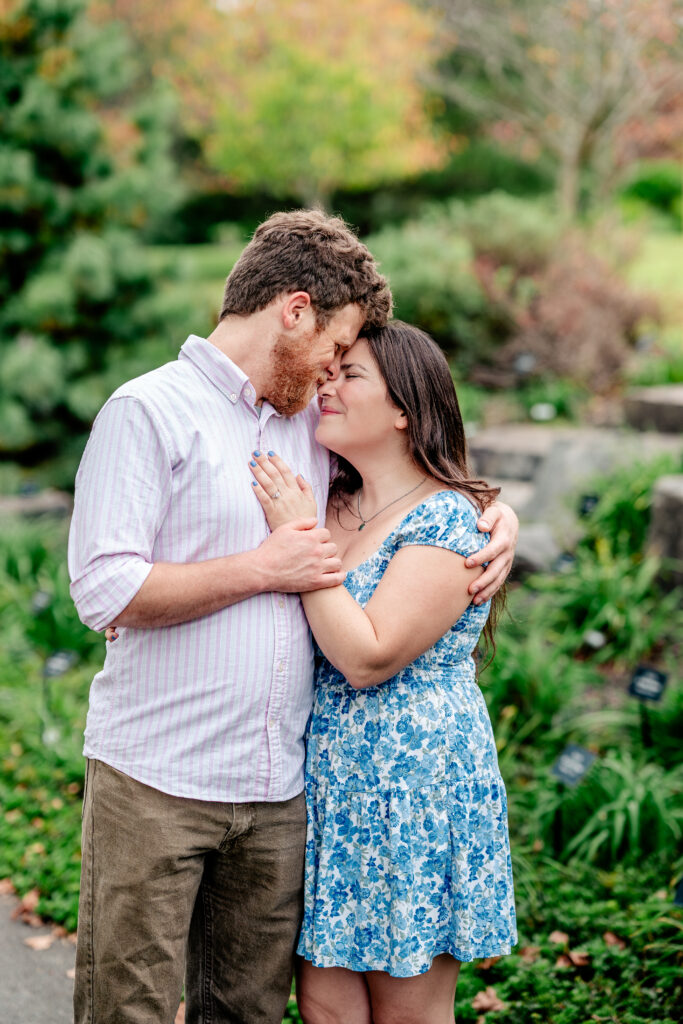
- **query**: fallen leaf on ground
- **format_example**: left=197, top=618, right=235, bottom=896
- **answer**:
left=0, top=878, right=16, bottom=895
left=66, top=968, right=75, bottom=980
left=476, top=955, right=502, bottom=970
left=24, top=933, right=56, bottom=951
left=549, top=929, right=569, bottom=944
left=472, top=986, right=506, bottom=1011
left=556, top=949, right=591, bottom=968
left=51, top=925, right=68, bottom=938
left=11, top=888, right=44, bottom=926
left=175, top=1003, right=185, bottom=1023
left=603, top=931, right=626, bottom=949
left=519, top=945, right=541, bottom=963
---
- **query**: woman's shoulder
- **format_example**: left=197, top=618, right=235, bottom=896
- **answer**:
left=406, top=488, right=481, bottom=527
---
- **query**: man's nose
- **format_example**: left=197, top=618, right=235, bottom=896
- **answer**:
left=318, top=374, right=337, bottom=396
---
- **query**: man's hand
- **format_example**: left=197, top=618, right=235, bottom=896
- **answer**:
left=465, top=501, right=518, bottom=604
left=258, top=519, right=345, bottom=592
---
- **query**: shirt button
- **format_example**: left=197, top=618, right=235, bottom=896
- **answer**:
left=230, top=393, right=237, bottom=401
left=278, top=661, right=285, bottom=672
left=278, top=598, right=285, bottom=609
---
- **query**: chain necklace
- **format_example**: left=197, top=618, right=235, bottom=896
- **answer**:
left=356, top=478, right=426, bottom=531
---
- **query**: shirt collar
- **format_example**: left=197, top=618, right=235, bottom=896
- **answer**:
left=179, top=335, right=281, bottom=417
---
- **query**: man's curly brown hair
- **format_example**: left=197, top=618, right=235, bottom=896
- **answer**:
left=219, top=209, right=392, bottom=330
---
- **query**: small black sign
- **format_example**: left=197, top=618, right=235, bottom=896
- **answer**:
left=674, top=878, right=683, bottom=908
left=579, top=494, right=599, bottom=518
left=553, top=552, right=576, bottom=575
left=44, top=651, right=77, bottom=678
left=551, top=744, right=597, bottom=787
left=629, top=665, right=668, bottom=703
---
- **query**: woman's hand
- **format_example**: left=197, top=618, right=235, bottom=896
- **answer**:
left=466, top=500, right=519, bottom=604
left=249, top=450, right=318, bottom=531
left=105, top=625, right=119, bottom=642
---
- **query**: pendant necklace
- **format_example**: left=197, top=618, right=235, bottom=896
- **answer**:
left=356, top=478, right=426, bottom=531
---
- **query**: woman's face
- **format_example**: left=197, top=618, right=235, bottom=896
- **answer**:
left=314, top=338, right=406, bottom=457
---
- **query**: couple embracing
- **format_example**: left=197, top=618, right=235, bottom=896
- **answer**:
left=69, top=209, right=517, bottom=1024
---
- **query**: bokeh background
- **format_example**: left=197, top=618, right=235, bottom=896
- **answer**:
left=1, top=1, right=682, bottom=1021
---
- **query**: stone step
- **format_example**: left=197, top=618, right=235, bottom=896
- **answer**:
left=624, top=384, right=683, bottom=434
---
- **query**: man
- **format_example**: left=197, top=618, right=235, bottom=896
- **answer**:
left=68, top=209, right=517, bottom=1024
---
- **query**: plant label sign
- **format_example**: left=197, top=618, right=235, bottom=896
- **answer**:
left=44, top=650, right=77, bottom=678
left=578, top=494, right=599, bottom=518
left=553, top=552, right=576, bottom=575
left=674, top=878, right=683, bottom=908
left=551, top=744, right=596, bottom=787
left=629, top=666, right=667, bottom=703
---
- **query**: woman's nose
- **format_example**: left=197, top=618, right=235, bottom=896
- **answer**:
left=317, top=375, right=337, bottom=396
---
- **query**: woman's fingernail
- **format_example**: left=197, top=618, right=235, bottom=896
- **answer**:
left=252, top=480, right=257, bottom=487
left=249, top=460, right=256, bottom=467
left=268, top=450, right=275, bottom=457
left=479, top=520, right=491, bottom=529
left=471, top=584, right=479, bottom=593
left=253, top=449, right=261, bottom=457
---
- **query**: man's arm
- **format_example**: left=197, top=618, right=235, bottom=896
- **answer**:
left=112, top=519, right=343, bottom=628
left=467, top=500, right=519, bottom=604
left=69, top=396, right=342, bottom=632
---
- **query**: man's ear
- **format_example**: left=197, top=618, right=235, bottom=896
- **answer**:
left=282, top=291, right=312, bottom=330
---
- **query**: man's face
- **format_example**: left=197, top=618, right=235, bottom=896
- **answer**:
left=265, top=303, right=365, bottom=417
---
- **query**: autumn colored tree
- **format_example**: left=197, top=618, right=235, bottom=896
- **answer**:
left=94, top=0, right=446, bottom=207
left=426, top=0, right=683, bottom=216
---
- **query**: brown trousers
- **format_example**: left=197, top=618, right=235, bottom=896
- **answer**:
left=74, top=759, right=306, bottom=1024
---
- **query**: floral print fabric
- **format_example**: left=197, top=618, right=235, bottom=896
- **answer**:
left=296, top=490, right=517, bottom=977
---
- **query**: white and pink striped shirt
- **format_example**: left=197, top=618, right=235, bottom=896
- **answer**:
left=68, top=335, right=330, bottom=802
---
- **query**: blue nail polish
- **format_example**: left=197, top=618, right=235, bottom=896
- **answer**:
left=249, top=460, right=256, bottom=467
left=268, top=450, right=275, bottom=457
left=253, top=449, right=261, bottom=457
left=252, top=480, right=257, bottom=486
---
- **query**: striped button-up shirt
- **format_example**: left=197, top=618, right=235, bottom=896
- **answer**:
left=68, top=335, right=330, bottom=802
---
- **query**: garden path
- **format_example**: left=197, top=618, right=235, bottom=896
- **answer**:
left=0, top=892, right=75, bottom=1023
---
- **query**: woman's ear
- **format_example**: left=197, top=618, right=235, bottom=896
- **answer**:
left=394, top=409, right=409, bottom=431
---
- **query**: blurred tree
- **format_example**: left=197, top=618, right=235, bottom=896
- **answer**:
left=0, top=0, right=183, bottom=468
left=426, top=0, right=683, bottom=216
left=95, top=0, right=446, bottom=209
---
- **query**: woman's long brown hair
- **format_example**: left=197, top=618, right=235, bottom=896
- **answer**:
left=329, top=320, right=505, bottom=666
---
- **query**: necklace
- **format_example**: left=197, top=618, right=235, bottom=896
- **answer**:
left=356, top=478, right=426, bottom=531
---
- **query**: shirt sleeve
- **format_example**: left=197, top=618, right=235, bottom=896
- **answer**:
left=393, top=491, right=489, bottom=561
left=68, top=395, right=173, bottom=631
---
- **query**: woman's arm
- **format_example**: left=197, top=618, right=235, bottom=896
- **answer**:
left=301, top=544, right=482, bottom=688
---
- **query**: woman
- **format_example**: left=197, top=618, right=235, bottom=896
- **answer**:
left=247, top=321, right=516, bottom=1024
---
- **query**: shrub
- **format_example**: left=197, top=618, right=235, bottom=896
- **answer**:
left=366, top=217, right=501, bottom=370
left=621, top=161, right=682, bottom=217
left=486, top=237, right=659, bottom=393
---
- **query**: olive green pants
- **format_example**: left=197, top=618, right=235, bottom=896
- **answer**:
left=74, top=759, right=306, bottom=1024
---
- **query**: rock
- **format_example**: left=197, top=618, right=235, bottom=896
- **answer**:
left=510, top=523, right=561, bottom=578
left=0, top=489, right=73, bottom=518
left=648, top=474, right=683, bottom=588
left=624, top=385, right=683, bottom=434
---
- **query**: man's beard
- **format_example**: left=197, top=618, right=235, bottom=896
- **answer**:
left=264, top=334, right=324, bottom=417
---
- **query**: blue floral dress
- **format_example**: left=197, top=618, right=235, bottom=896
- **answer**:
left=296, top=490, right=517, bottom=977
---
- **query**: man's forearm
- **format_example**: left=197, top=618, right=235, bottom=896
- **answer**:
left=106, top=519, right=345, bottom=629
left=113, top=551, right=270, bottom=628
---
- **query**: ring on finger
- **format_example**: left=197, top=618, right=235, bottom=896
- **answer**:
left=272, top=490, right=281, bottom=499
